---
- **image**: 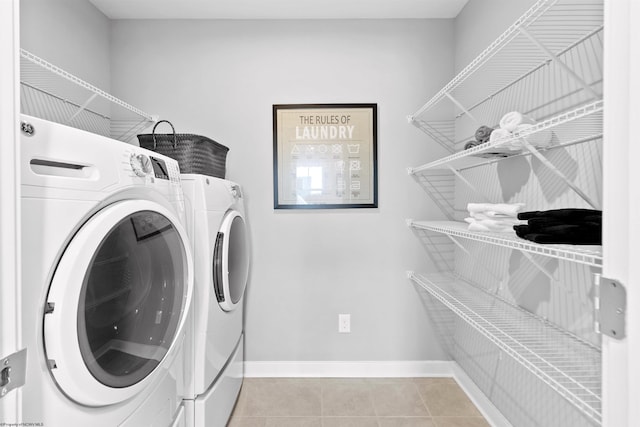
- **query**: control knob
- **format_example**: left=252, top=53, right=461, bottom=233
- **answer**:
left=130, top=153, right=152, bottom=177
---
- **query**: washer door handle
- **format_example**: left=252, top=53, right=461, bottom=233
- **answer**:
left=213, top=231, right=226, bottom=303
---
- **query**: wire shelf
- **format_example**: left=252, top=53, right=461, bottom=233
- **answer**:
left=20, top=49, right=156, bottom=143
left=409, top=0, right=603, bottom=150
left=408, top=271, right=602, bottom=425
left=408, top=220, right=602, bottom=268
left=408, top=100, right=602, bottom=174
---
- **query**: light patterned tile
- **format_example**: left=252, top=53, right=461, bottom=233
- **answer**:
left=227, top=417, right=267, bottom=427
left=236, top=379, right=322, bottom=416
left=416, top=379, right=481, bottom=417
left=264, top=417, right=322, bottom=427
left=370, top=383, right=430, bottom=417
left=322, top=383, right=376, bottom=416
left=322, top=417, right=379, bottom=427
left=433, top=417, right=491, bottom=427
left=378, top=418, right=436, bottom=427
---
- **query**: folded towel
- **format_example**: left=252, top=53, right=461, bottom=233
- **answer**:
left=517, top=208, right=602, bottom=221
left=489, top=128, right=513, bottom=147
left=514, top=123, right=553, bottom=148
left=464, top=141, right=480, bottom=150
left=468, top=202, right=526, bottom=218
left=465, top=217, right=518, bottom=232
left=499, top=111, right=536, bottom=132
left=475, top=125, right=494, bottom=143
left=468, top=222, right=492, bottom=232
left=470, top=212, right=524, bottom=224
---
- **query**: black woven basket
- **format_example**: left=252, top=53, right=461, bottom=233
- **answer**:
left=137, top=120, right=229, bottom=178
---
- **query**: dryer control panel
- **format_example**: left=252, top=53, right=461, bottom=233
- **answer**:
left=149, top=156, right=169, bottom=180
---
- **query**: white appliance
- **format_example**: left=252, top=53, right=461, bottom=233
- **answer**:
left=19, top=115, right=193, bottom=426
left=181, top=174, right=250, bottom=427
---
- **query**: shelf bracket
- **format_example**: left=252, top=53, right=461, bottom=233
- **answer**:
left=519, top=138, right=600, bottom=209
left=66, top=93, right=98, bottom=125
left=594, top=274, right=626, bottom=339
left=518, top=27, right=600, bottom=101
left=520, top=251, right=558, bottom=283
left=444, top=234, right=503, bottom=291
left=444, top=92, right=479, bottom=125
left=446, top=165, right=495, bottom=204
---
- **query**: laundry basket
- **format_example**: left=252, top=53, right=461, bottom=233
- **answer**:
left=137, top=120, right=229, bottom=178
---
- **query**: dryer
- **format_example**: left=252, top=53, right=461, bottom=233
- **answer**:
left=181, top=174, right=250, bottom=427
left=19, top=115, right=193, bottom=426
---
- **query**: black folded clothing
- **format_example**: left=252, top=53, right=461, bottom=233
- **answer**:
left=514, top=223, right=601, bottom=245
left=517, top=208, right=602, bottom=221
left=525, top=217, right=601, bottom=232
left=517, top=232, right=601, bottom=245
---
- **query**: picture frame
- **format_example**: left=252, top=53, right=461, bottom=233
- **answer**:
left=273, top=103, right=378, bottom=209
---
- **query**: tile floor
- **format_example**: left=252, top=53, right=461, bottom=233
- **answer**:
left=228, top=377, right=490, bottom=427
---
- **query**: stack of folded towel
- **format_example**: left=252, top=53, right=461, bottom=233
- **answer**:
left=463, top=111, right=552, bottom=152
left=464, top=202, right=526, bottom=232
left=464, top=125, right=494, bottom=150
left=514, top=208, right=602, bottom=245
left=495, top=111, right=553, bottom=149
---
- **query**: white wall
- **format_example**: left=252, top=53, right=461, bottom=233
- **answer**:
left=110, top=19, right=455, bottom=362
left=20, top=0, right=110, bottom=90
left=454, top=0, right=537, bottom=73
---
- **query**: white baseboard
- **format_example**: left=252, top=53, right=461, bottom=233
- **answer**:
left=244, top=360, right=511, bottom=427
left=245, top=360, right=455, bottom=378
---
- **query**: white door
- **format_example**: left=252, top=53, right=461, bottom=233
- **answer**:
left=213, top=211, right=249, bottom=312
left=0, top=0, right=21, bottom=423
left=44, top=200, right=193, bottom=407
left=602, top=0, right=640, bottom=425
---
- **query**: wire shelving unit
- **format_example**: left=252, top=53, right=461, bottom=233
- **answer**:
left=20, top=49, right=156, bottom=143
left=407, top=220, right=602, bottom=268
left=408, top=0, right=604, bottom=152
left=408, top=271, right=602, bottom=425
left=408, top=100, right=603, bottom=174
left=406, top=0, right=605, bottom=425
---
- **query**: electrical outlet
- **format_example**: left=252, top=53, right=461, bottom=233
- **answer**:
left=338, top=314, right=350, bottom=333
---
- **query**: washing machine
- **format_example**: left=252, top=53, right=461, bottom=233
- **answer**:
left=180, top=174, right=250, bottom=427
left=18, top=115, right=193, bottom=426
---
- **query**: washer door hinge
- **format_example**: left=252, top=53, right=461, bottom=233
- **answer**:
left=0, top=348, right=27, bottom=399
left=594, top=274, right=626, bottom=339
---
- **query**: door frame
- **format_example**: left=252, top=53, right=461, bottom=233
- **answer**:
left=0, top=0, right=21, bottom=421
left=602, top=0, right=639, bottom=425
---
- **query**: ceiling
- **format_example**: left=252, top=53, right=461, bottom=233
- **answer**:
left=89, top=0, right=469, bottom=20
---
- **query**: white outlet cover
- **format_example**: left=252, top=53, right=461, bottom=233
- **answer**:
left=339, top=314, right=351, bottom=333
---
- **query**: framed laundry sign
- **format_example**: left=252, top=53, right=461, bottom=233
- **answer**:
left=273, top=103, right=378, bottom=209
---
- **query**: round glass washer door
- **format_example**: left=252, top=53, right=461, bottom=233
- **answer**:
left=44, top=199, right=193, bottom=407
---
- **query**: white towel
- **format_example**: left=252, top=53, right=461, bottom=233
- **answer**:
left=470, top=212, right=524, bottom=225
left=514, top=123, right=553, bottom=148
left=467, top=202, right=525, bottom=218
left=499, top=111, right=536, bottom=132
left=489, top=128, right=513, bottom=147
left=466, top=220, right=514, bottom=233
left=465, top=217, right=518, bottom=232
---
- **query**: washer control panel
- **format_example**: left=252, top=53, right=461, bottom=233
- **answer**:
left=129, top=153, right=153, bottom=177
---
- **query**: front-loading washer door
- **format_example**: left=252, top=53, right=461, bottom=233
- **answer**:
left=213, top=211, right=249, bottom=312
left=44, top=199, right=193, bottom=407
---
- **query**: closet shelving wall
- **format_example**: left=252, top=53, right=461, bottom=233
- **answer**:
left=407, top=0, right=603, bottom=425
left=20, top=49, right=156, bottom=142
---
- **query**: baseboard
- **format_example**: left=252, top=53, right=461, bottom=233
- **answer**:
left=244, top=360, right=511, bottom=427
left=244, top=360, right=455, bottom=378
left=452, top=364, right=513, bottom=427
